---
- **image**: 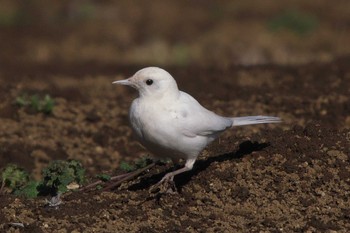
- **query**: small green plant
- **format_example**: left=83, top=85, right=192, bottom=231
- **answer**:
left=16, top=94, right=55, bottom=114
left=267, top=10, right=318, bottom=35
left=14, top=180, right=40, bottom=198
left=173, top=44, right=190, bottom=66
left=119, top=157, right=153, bottom=172
left=0, top=164, right=40, bottom=198
left=77, top=2, right=96, bottom=20
left=96, top=174, right=111, bottom=182
left=119, top=161, right=136, bottom=172
left=0, top=164, right=29, bottom=193
left=1, top=160, right=86, bottom=198
left=0, top=9, right=28, bottom=27
left=39, top=160, right=86, bottom=195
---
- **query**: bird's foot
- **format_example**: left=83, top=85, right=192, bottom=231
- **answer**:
left=150, top=173, right=177, bottom=194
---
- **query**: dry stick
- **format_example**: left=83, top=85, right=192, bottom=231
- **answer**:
left=79, top=172, right=131, bottom=192
left=0, top=180, right=5, bottom=194
left=79, top=162, right=156, bottom=192
left=102, top=162, right=156, bottom=191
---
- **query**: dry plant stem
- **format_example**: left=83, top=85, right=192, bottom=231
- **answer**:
left=78, top=163, right=156, bottom=192
left=0, top=180, right=5, bottom=194
left=8, top=223, right=25, bottom=228
left=102, top=162, right=156, bottom=191
left=79, top=172, right=132, bottom=192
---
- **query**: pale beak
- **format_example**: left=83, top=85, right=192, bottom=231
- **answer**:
left=112, top=79, right=132, bottom=85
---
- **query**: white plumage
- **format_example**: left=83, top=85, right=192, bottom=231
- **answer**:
left=113, top=67, right=281, bottom=185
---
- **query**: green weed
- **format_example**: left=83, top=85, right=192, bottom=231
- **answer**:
left=0, top=164, right=29, bottom=192
left=1, top=160, right=86, bottom=198
left=96, top=174, right=111, bottom=182
left=77, top=3, right=96, bottom=20
left=16, top=94, right=55, bottom=114
left=119, top=157, right=153, bottom=172
left=39, top=160, right=86, bottom=195
left=14, top=180, right=40, bottom=198
left=0, top=9, right=28, bottom=27
left=268, top=10, right=318, bottom=35
left=119, top=161, right=136, bottom=172
left=173, top=44, right=190, bottom=66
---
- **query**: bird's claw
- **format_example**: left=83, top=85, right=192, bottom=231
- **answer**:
left=150, top=174, right=177, bottom=194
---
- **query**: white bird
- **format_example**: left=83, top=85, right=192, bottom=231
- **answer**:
left=113, top=67, right=281, bottom=187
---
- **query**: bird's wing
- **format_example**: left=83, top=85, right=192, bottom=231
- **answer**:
left=175, top=91, right=232, bottom=137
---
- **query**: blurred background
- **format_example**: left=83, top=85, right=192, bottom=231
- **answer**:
left=0, top=0, right=349, bottom=67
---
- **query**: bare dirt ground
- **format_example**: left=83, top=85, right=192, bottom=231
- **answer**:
left=0, top=1, right=350, bottom=232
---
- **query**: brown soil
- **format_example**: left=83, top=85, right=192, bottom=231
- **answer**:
left=1, top=1, right=350, bottom=232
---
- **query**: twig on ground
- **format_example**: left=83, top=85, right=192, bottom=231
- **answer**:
left=8, top=223, right=25, bottom=228
left=79, top=162, right=156, bottom=192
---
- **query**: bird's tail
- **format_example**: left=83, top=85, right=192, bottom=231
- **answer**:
left=231, top=116, right=281, bottom=127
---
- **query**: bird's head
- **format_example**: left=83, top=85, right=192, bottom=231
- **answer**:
left=113, top=67, right=179, bottom=98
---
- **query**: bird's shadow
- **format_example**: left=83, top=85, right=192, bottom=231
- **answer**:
left=128, top=140, right=269, bottom=192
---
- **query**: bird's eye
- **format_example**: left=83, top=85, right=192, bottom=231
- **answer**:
left=146, top=79, right=153, bottom=86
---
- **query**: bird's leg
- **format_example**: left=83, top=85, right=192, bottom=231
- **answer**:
left=151, top=158, right=196, bottom=193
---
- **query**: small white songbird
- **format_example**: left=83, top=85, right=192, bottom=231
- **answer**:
left=113, top=67, right=280, bottom=187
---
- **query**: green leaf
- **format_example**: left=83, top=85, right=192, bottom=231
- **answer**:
left=15, top=94, right=55, bottom=114
left=41, top=95, right=55, bottom=114
left=39, top=160, right=86, bottom=195
left=268, top=10, right=318, bottom=35
left=135, top=157, right=152, bottom=169
left=119, top=157, right=152, bottom=172
left=15, top=95, right=28, bottom=106
left=14, top=181, right=39, bottom=198
left=30, top=95, right=40, bottom=112
left=58, top=184, right=68, bottom=193
left=119, top=161, right=135, bottom=172
left=96, top=174, right=111, bottom=182
left=1, top=164, right=29, bottom=190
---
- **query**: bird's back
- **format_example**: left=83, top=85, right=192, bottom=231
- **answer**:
left=176, top=91, right=233, bottom=137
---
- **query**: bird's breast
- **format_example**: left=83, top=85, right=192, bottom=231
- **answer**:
left=129, top=100, right=187, bottom=154
left=130, top=100, right=168, bottom=139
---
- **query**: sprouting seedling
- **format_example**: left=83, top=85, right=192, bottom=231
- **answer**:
left=15, top=95, right=28, bottom=107
left=119, top=161, right=136, bottom=172
left=119, top=157, right=153, bottom=172
left=0, top=164, right=29, bottom=194
left=15, top=94, right=55, bottom=114
left=41, top=95, right=55, bottom=114
left=96, top=174, right=111, bottom=182
left=14, top=180, right=39, bottom=198
left=0, top=160, right=88, bottom=198
left=0, top=164, right=39, bottom=198
left=267, top=9, right=318, bottom=35
left=39, top=160, right=86, bottom=195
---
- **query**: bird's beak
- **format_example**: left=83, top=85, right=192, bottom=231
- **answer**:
left=112, top=78, right=132, bottom=86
